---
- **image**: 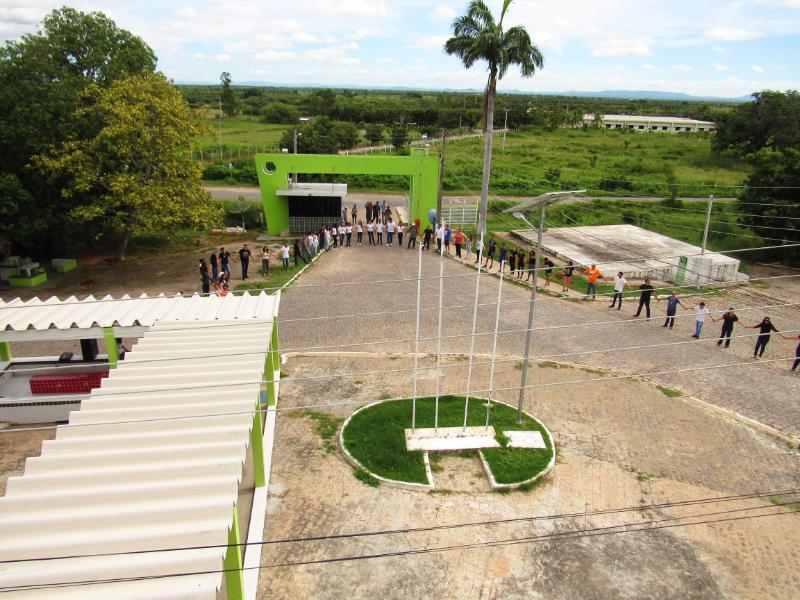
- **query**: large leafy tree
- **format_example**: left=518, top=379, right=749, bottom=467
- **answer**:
left=37, top=73, right=219, bottom=261
left=0, top=7, right=156, bottom=254
left=220, top=71, right=237, bottom=117
left=445, top=0, right=543, bottom=234
left=714, top=91, right=800, bottom=155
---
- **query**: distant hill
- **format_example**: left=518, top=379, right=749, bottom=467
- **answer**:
left=177, top=80, right=751, bottom=102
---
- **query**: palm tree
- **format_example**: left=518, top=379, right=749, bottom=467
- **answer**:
left=445, top=0, right=543, bottom=234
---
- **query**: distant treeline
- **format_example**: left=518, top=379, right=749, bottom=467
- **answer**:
left=178, top=85, right=731, bottom=131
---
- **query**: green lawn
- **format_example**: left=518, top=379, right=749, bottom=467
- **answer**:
left=444, top=127, right=748, bottom=197
left=196, top=113, right=290, bottom=152
left=342, top=396, right=554, bottom=486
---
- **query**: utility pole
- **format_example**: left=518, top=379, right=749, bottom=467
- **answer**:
left=436, top=129, right=447, bottom=226
left=218, top=97, right=223, bottom=163
left=292, top=129, right=298, bottom=186
left=502, top=108, right=509, bottom=150
left=701, top=195, right=714, bottom=255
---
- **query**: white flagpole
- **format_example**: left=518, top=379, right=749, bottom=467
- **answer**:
left=434, top=220, right=446, bottom=431
left=485, top=264, right=504, bottom=428
left=411, top=234, right=423, bottom=431
left=463, top=231, right=484, bottom=430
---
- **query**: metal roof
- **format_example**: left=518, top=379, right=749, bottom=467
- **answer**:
left=583, top=113, right=715, bottom=126
left=0, top=292, right=277, bottom=333
left=0, top=295, right=279, bottom=598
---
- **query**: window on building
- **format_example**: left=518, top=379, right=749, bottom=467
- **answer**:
left=651, top=126, right=658, bottom=130
left=662, top=126, right=668, bottom=131
left=638, top=125, right=644, bottom=129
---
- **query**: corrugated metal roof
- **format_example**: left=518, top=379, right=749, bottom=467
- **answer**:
left=0, top=292, right=278, bottom=331
left=0, top=294, right=279, bottom=598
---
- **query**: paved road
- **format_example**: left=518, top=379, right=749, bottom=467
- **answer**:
left=278, top=243, right=800, bottom=439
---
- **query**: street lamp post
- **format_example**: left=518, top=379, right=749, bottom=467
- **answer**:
left=506, top=190, right=585, bottom=423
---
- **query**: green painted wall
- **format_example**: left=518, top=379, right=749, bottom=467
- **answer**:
left=254, top=150, right=440, bottom=235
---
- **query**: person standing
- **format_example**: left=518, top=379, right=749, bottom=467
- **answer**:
left=331, top=224, right=338, bottom=248
left=380, top=199, right=387, bottom=222
left=280, top=241, right=290, bottom=271
left=466, top=233, right=473, bottom=260
left=435, top=223, right=443, bottom=252
left=365, top=201, right=373, bottom=223
left=444, top=225, right=452, bottom=254
left=239, top=244, right=252, bottom=280
left=498, top=243, right=507, bottom=272
left=508, top=248, right=517, bottom=276
left=367, top=220, right=375, bottom=245
left=386, top=218, right=395, bottom=246
left=346, top=222, right=352, bottom=247
left=423, top=225, right=432, bottom=251
left=261, top=245, right=270, bottom=275
left=748, top=316, right=778, bottom=359
left=633, top=278, right=655, bottom=319
left=351, top=204, right=357, bottom=225
left=407, top=222, right=418, bottom=249
left=357, top=221, right=364, bottom=246
left=219, top=247, right=231, bottom=278
left=516, top=250, right=525, bottom=279
left=780, top=332, right=800, bottom=371
left=339, top=224, right=345, bottom=247
left=582, top=264, right=602, bottom=300
left=210, top=252, right=219, bottom=283
left=454, top=228, right=464, bottom=258
left=525, top=250, right=536, bottom=282
left=397, top=222, right=404, bottom=247
left=544, top=258, right=554, bottom=286
left=199, top=258, right=210, bottom=294
left=293, top=238, right=306, bottom=267
left=485, top=238, right=496, bottom=269
left=610, top=272, right=627, bottom=309
left=691, top=301, right=711, bottom=339
left=712, top=307, right=738, bottom=348
left=562, top=260, right=574, bottom=292
left=662, top=291, right=686, bottom=329
left=376, top=220, right=384, bottom=245
left=475, top=236, right=484, bottom=263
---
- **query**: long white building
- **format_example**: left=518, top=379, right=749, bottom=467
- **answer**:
left=583, top=114, right=716, bottom=133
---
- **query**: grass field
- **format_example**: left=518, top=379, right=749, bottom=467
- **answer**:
left=342, top=396, right=554, bottom=486
left=444, top=127, right=748, bottom=197
left=195, top=112, right=290, bottom=154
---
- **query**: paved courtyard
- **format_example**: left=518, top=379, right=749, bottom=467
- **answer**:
left=260, top=246, right=800, bottom=599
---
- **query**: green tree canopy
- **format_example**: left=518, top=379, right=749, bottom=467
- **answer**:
left=220, top=71, right=237, bottom=116
left=390, top=125, right=409, bottom=150
left=261, top=102, right=298, bottom=124
left=714, top=90, right=800, bottom=155
left=279, top=116, right=359, bottom=153
left=365, top=123, right=385, bottom=145
left=0, top=7, right=156, bottom=254
left=37, top=73, right=219, bottom=261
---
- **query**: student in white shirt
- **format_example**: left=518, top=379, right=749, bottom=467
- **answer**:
left=367, top=221, right=375, bottom=245
left=356, top=221, right=363, bottom=245
left=609, top=272, right=627, bottom=311
left=396, top=222, right=404, bottom=247
left=346, top=223, right=352, bottom=247
left=692, top=302, right=711, bottom=338
left=386, top=219, right=396, bottom=246
left=331, top=224, right=338, bottom=248
left=280, top=242, right=290, bottom=271
left=475, top=237, right=484, bottom=264
left=376, top=220, right=384, bottom=245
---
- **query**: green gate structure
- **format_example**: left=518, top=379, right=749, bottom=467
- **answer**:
left=254, top=149, right=440, bottom=235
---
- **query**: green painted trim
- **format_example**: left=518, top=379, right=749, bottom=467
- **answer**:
left=252, top=411, right=266, bottom=488
left=224, top=507, right=245, bottom=600
left=254, top=153, right=440, bottom=235
left=0, top=342, right=11, bottom=362
left=269, top=318, right=280, bottom=376
left=9, top=273, right=48, bottom=287
left=103, top=327, right=119, bottom=369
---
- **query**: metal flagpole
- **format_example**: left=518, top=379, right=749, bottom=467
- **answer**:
left=411, top=236, right=424, bottom=431
left=463, top=231, right=484, bottom=430
left=434, top=220, right=446, bottom=431
left=485, top=265, right=505, bottom=428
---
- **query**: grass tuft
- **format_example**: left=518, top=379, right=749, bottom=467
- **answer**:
left=656, top=385, right=683, bottom=398
left=354, top=467, right=380, bottom=487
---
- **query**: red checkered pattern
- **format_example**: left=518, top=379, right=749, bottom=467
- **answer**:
left=30, top=372, right=108, bottom=395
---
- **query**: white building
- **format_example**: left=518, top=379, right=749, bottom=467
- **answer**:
left=583, top=114, right=716, bottom=133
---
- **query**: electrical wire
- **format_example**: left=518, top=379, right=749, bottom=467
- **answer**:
left=1, top=502, right=796, bottom=593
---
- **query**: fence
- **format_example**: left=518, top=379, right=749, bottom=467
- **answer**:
left=441, top=199, right=479, bottom=225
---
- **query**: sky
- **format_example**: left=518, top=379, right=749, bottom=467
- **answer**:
left=1, top=0, right=799, bottom=97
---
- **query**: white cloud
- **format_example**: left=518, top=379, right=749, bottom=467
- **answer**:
left=667, top=64, right=693, bottom=72
left=375, top=57, right=394, bottom=64
left=252, top=50, right=298, bottom=62
left=591, top=37, right=653, bottom=57
left=416, top=34, right=448, bottom=52
left=712, top=45, right=730, bottom=53
left=751, top=64, right=765, bottom=72
left=315, top=0, right=389, bottom=18
left=292, top=32, right=320, bottom=44
left=713, top=63, right=728, bottom=71
left=704, top=27, right=762, bottom=41
left=642, top=63, right=654, bottom=70
left=434, top=4, right=457, bottom=21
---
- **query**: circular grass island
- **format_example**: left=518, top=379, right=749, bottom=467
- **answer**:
left=340, top=395, right=555, bottom=490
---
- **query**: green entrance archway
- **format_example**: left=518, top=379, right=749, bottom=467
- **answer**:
left=254, top=150, right=440, bottom=235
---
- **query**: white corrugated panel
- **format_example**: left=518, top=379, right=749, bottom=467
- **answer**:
left=0, top=291, right=279, bottom=332
left=0, top=294, right=278, bottom=599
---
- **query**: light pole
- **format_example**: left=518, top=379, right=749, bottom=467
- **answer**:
left=502, top=108, right=509, bottom=150
left=506, top=190, right=585, bottom=423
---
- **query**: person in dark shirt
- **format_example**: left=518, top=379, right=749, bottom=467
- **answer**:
left=219, top=247, right=231, bottom=278
left=712, top=307, right=739, bottom=348
left=526, top=250, right=536, bottom=282
left=633, top=278, right=655, bottom=319
left=199, top=258, right=210, bottom=294
left=748, top=316, right=778, bottom=358
left=238, top=244, right=252, bottom=280
left=562, top=260, right=574, bottom=291
left=516, top=250, right=526, bottom=279
left=661, top=291, right=686, bottom=329
left=210, top=252, right=218, bottom=282
left=779, top=332, right=800, bottom=371
left=423, top=226, right=432, bottom=251
left=498, top=243, right=507, bottom=272
left=544, top=258, right=554, bottom=286
left=508, top=249, right=517, bottom=276
left=484, top=239, right=496, bottom=269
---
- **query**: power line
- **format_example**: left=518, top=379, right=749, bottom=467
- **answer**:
left=2, top=487, right=795, bottom=565
left=1, top=502, right=796, bottom=593
left=1, top=355, right=796, bottom=436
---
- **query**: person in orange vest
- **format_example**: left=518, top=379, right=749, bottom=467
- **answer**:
left=582, top=264, right=602, bottom=300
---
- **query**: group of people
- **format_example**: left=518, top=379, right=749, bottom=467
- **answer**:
left=199, top=242, right=293, bottom=295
